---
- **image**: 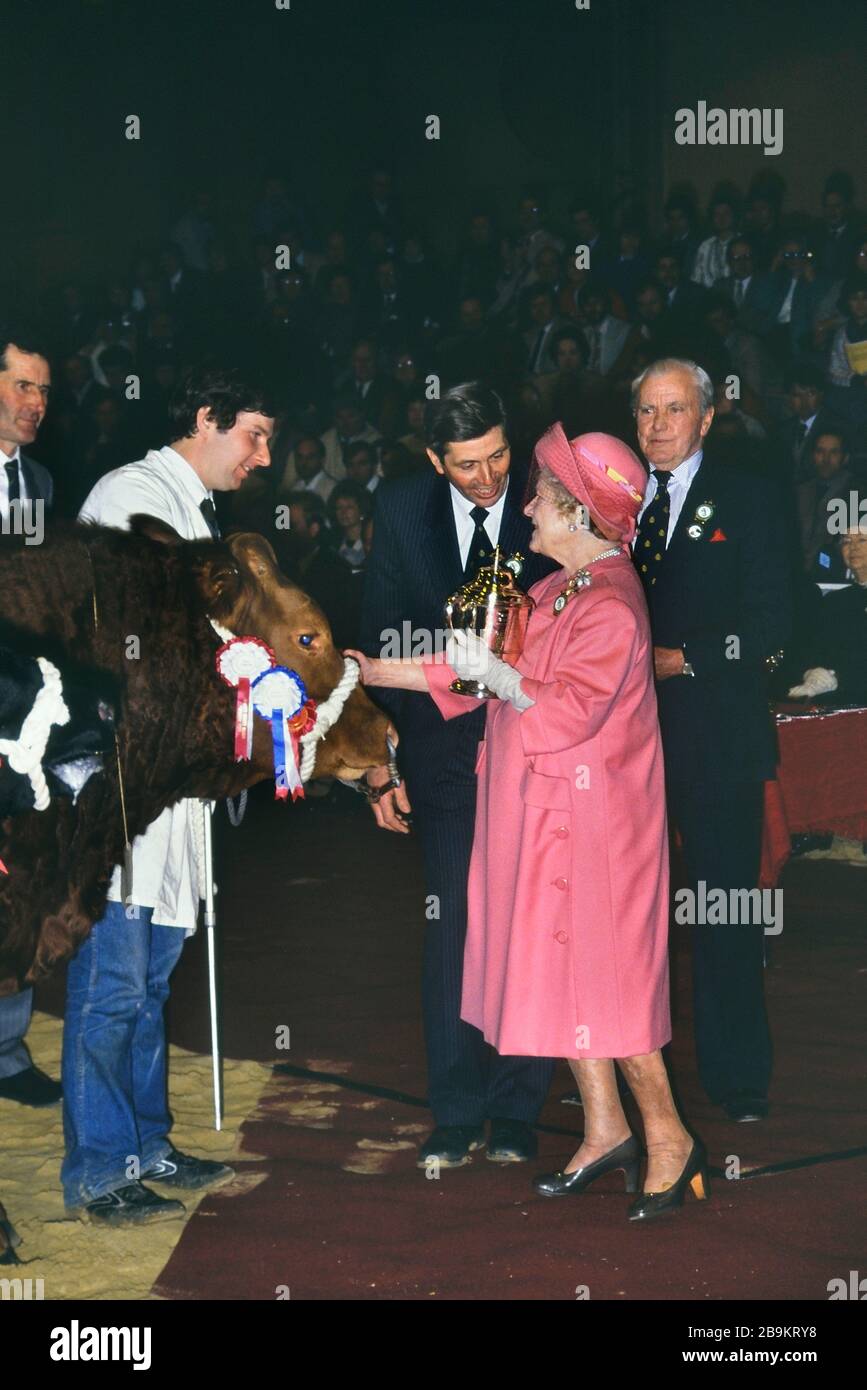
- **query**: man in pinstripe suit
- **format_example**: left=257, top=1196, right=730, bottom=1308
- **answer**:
left=360, top=382, right=557, bottom=1168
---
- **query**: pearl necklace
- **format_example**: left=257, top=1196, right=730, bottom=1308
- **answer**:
left=553, top=546, right=622, bottom=613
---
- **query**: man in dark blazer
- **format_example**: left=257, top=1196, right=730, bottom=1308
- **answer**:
left=360, top=382, right=557, bottom=1167
left=0, top=324, right=61, bottom=1108
left=632, top=357, right=791, bottom=1122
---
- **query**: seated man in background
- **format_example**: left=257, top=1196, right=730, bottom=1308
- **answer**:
left=795, top=428, right=854, bottom=581
left=788, top=525, right=867, bottom=704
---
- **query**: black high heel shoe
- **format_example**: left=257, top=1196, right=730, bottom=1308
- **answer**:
left=533, top=1135, right=641, bottom=1196
left=627, top=1140, right=709, bottom=1222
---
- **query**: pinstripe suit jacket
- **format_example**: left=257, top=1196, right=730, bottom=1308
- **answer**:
left=360, top=467, right=556, bottom=807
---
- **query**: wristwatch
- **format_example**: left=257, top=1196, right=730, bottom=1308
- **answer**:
left=682, top=649, right=695, bottom=678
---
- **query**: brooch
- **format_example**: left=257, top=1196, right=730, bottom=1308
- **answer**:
left=553, top=546, right=622, bottom=613
left=687, top=500, right=715, bottom=541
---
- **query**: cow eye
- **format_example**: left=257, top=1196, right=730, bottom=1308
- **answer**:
left=298, top=633, right=314, bottom=647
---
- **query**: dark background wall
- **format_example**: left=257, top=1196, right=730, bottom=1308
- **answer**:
left=1, top=0, right=862, bottom=300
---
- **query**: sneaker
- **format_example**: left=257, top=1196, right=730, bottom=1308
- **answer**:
left=141, top=1147, right=235, bottom=1191
left=83, top=1181, right=185, bottom=1226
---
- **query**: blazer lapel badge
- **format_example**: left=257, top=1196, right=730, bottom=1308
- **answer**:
left=686, top=500, right=715, bottom=541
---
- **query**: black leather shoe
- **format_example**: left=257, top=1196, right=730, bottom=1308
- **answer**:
left=722, top=1091, right=769, bottom=1122
left=0, top=1066, right=62, bottom=1107
left=83, top=1181, right=185, bottom=1226
left=534, top=1135, right=641, bottom=1196
left=416, top=1124, right=485, bottom=1168
left=487, top=1118, right=538, bottom=1163
left=141, top=1147, right=235, bottom=1190
left=627, top=1140, right=709, bottom=1222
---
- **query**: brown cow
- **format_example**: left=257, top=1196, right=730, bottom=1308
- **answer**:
left=0, top=519, right=393, bottom=990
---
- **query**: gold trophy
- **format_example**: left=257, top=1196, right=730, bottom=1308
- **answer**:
left=444, top=548, right=535, bottom=698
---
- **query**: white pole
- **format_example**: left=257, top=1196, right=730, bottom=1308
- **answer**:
left=201, top=800, right=222, bottom=1131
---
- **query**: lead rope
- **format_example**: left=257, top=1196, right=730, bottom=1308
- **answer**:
left=88, top=557, right=134, bottom=895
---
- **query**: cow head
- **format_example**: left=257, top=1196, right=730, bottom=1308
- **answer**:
left=133, top=519, right=394, bottom=782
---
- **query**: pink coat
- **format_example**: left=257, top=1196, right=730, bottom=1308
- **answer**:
left=425, top=553, right=671, bottom=1059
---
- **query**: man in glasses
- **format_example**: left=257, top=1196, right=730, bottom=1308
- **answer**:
left=712, top=235, right=771, bottom=335
left=760, top=235, right=829, bottom=364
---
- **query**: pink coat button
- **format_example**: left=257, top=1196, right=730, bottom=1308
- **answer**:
left=553, top=876, right=568, bottom=890
left=554, top=826, right=569, bottom=839
left=554, top=931, right=569, bottom=944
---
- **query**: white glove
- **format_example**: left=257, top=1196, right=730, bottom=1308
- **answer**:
left=788, top=667, right=838, bottom=698
left=445, top=630, right=534, bottom=711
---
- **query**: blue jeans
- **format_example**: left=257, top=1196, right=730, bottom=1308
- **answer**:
left=0, top=987, right=33, bottom=1079
left=61, top=902, right=187, bottom=1207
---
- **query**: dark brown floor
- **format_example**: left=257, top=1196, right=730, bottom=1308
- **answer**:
left=41, top=783, right=867, bottom=1301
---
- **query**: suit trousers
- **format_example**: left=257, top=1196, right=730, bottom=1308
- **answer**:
left=0, top=988, right=33, bottom=1079
left=667, top=779, right=772, bottom=1103
left=415, top=792, right=555, bottom=1126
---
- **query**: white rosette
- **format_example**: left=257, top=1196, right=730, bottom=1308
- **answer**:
left=252, top=666, right=308, bottom=800
left=216, top=636, right=275, bottom=761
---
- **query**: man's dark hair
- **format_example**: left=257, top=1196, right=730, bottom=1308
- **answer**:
left=550, top=325, right=588, bottom=365
left=168, top=363, right=277, bottom=438
left=784, top=362, right=825, bottom=392
left=287, top=489, right=327, bottom=529
left=727, top=233, right=756, bottom=260
left=424, top=381, right=508, bottom=463
left=295, top=428, right=326, bottom=461
left=0, top=321, right=51, bottom=372
left=812, top=425, right=849, bottom=454
left=294, top=432, right=325, bottom=460
left=578, top=280, right=610, bottom=309
left=345, top=440, right=375, bottom=468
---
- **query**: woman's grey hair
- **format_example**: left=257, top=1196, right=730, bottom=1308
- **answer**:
left=630, top=358, right=714, bottom=415
left=535, top=466, right=601, bottom=536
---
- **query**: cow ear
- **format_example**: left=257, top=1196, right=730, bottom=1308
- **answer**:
left=199, top=554, right=242, bottom=609
left=130, top=515, right=183, bottom=546
left=228, top=532, right=279, bottom=578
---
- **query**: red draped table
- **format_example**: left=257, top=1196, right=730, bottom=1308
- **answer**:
left=760, top=705, right=867, bottom=887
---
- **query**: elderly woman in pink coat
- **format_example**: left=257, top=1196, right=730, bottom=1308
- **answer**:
left=350, top=426, right=706, bottom=1222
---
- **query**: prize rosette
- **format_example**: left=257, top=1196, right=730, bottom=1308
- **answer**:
left=216, top=637, right=276, bottom=761
left=251, top=666, right=317, bottom=801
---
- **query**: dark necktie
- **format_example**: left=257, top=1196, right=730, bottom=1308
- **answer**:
left=200, top=496, right=221, bottom=539
left=5, top=460, right=21, bottom=504
left=464, top=505, right=495, bottom=581
left=635, top=471, right=671, bottom=590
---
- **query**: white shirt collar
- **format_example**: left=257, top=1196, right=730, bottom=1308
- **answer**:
left=646, top=448, right=703, bottom=495
left=158, top=444, right=211, bottom=505
left=0, top=445, right=21, bottom=467
left=448, top=481, right=508, bottom=529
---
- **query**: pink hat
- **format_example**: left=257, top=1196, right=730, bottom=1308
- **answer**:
left=532, top=424, right=647, bottom=547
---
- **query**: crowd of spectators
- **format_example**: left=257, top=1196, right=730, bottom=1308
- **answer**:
left=25, top=166, right=867, bottom=678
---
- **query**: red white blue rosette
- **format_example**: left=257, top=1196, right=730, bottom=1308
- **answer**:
left=216, top=637, right=276, bottom=761
left=251, top=666, right=311, bottom=801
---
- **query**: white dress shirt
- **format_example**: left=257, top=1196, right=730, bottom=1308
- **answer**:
left=0, top=446, right=23, bottom=520
left=636, top=449, right=703, bottom=548
left=777, top=277, right=797, bottom=325
left=80, top=445, right=217, bottom=932
left=449, top=483, right=507, bottom=568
